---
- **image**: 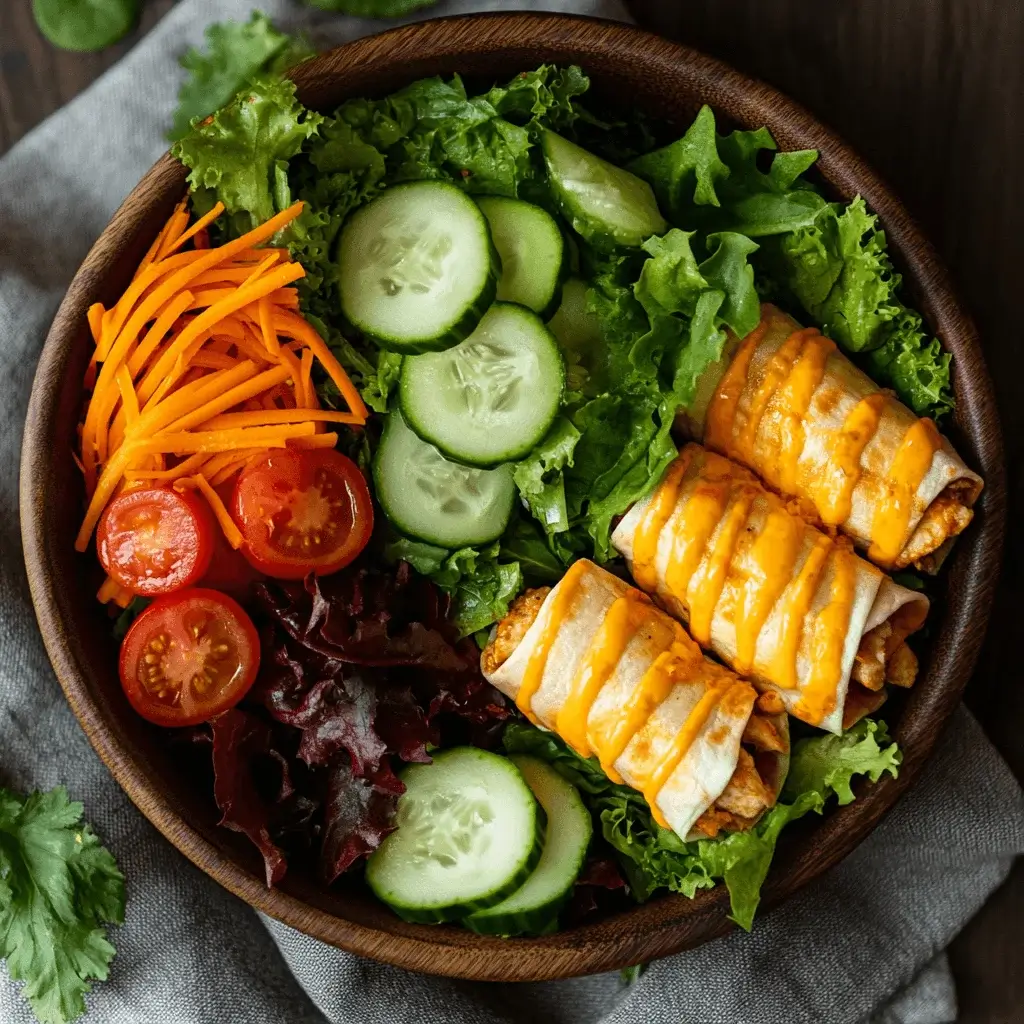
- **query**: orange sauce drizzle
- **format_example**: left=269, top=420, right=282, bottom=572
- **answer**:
left=557, top=591, right=652, bottom=758
left=733, top=327, right=818, bottom=458
left=868, top=418, right=942, bottom=567
left=767, top=534, right=834, bottom=690
left=809, top=393, right=887, bottom=526
left=515, top=559, right=589, bottom=724
left=732, top=506, right=803, bottom=674
left=765, top=334, right=835, bottom=494
left=663, top=457, right=732, bottom=608
left=631, top=449, right=693, bottom=592
left=686, top=486, right=756, bottom=645
left=704, top=322, right=766, bottom=451
left=795, top=547, right=858, bottom=725
left=590, top=627, right=697, bottom=783
left=637, top=677, right=750, bottom=829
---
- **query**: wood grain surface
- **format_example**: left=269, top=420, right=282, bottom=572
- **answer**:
left=3, top=0, right=1022, bottom=1019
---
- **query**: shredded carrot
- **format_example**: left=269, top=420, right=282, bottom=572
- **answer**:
left=87, top=304, right=105, bottom=345
left=256, top=296, right=281, bottom=357
left=200, top=448, right=262, bottom=482
left=191, top=474, right=245, bottom=548
left=190, top=350, right=238, bottom=371
left=289, top=432, right=339, bottom=450
left=76, top=199, right=366, bottom=561
left=274, top=310, right=369, bottom=422
left=97, top=576, right=134, bottom=608
left=124, top=451, right=209, bottom=482
left=298, top=349, right=314, bottom=409
left=201, top=408, right=362, bottom=430
left=162, top=202, right=226, bottom=256
left=142, top=422, right=317, bottom=456
left=115, top=365, right=140, bottom=426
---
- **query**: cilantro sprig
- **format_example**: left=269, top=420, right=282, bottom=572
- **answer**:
left=0, top=787, right=125, bottom=1024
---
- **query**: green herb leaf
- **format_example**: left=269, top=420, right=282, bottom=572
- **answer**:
left=0, top=787, right=125, bottom=1024
left=169, top=13, right=315, bottom=142
left=173, top=76, right=323, bottom=233
left=32, top=0, right=139, bottom=53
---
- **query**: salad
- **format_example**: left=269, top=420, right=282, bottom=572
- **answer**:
left=73, top=63, right=982, bottom=937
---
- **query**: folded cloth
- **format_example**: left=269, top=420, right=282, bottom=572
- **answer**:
left=1, top=2, right=1021, bottom=1022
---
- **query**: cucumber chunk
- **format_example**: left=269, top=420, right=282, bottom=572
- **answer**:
left=366, top=748, right=545, bottom=924
left=373, top=408, right=515, bottom=548
left=464, top=755, right=592, bottom=937
left=542, top=130, right=668, bottom=251
left=476, top=196, right=566, bottom=318
left=399, top=303, right=564, bottom=467
left=337, top=181, right=499, bottom=353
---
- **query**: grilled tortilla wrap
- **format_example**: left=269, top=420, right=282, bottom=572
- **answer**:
left=676, top=303, right=983, bottom=572
left=481, top=560, right=790, bottom=842
left=611, top=445, right=930, bottom=734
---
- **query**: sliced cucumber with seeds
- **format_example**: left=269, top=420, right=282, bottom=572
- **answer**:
left=476, top=196, right=566, bottom=318
left=398, top=303, right=564, bottom=468
left=373, top=409, right=515, bottom=548
left=337, top=181, right=499, bottom=353
left=542, top=130, right=668, bottom=251
left=464, top=755, right=592, bottom=937
left=366, top=748, right=545, bottom=924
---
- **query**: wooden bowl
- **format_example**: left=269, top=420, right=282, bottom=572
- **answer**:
left=19, top=12, right=1005, bottom=981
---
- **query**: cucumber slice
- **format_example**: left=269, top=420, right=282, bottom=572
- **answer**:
left=476, top=196, right=566, bottom=318
left=337, top=181, right=499, bottom=353
left=373, top=408, right=515, bottom=547
left=398, top=303, right=564, bottom=468
left=366, top=748, right=545, bottom=924
left=542, top=130, right=668, bottom=251
left=464, top=755, right=592, bottom=937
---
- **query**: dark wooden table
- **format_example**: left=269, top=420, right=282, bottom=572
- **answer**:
left=2, top=0, right=1021, bottom=1019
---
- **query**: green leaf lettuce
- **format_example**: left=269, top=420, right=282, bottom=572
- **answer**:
left=503, top=717, right=901, bottom=931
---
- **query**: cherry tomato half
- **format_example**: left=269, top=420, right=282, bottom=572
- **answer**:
left=119, top=588, right=260, bottom=727
left=231, top=448, right=373, bottom=580
left=97, top=486, right=214, bottom=596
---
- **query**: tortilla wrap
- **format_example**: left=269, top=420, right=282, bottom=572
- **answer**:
left=611, top=445, right=929, bottom=734
left=482, top=559, right=790, bottom=842
left=676, top=303, right=983, bottom=571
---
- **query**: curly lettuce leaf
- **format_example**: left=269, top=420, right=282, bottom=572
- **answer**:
left=0, top=788, right=126, bottom=1024
left=173, top=76, right=323, bottom=231
left=632, top=228, right=760, bottom=408
left=512, top=417, right=581, bottom=534
left=504, top=717, right=901, bottom=932
left=169, top=13, right=314, bottom=141
left=757, top=197, right=953, bottom=416
left=629, top=104, right=822, bottom=237
left=382, top=537, right=523, bottom=638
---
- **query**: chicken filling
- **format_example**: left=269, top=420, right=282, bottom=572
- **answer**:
left=483, top=589, right=787, bottom=841
left=898, top=479, right=977, bottom=570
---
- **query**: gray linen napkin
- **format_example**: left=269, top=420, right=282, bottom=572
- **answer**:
left=2, top=2, right=1022, bottom=1022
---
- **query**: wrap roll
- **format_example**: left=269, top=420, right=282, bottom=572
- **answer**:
left=611, top=444, right=930, bottom=733
left=481, top=559, right=791, bottom=842
left=677, top=303, right=983, bottom=571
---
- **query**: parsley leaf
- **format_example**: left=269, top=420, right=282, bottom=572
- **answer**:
left=0, top=787, right=125, bottom=1024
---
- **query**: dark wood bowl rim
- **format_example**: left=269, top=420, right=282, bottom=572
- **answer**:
left=19, top=11, right=1005, bottom=982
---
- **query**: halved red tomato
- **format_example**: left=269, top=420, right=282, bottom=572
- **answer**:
left=98, top=486, right=214, bottom=596
left=119, top=588, right=260, bottom=727
left=231, top=448, right=373, bottom=579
